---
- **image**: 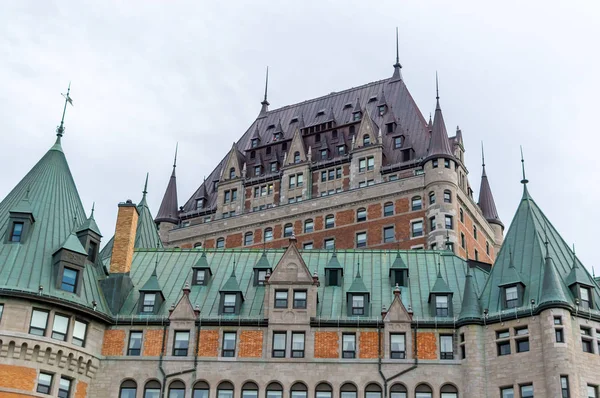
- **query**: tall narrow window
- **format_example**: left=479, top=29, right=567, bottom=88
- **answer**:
left=29, top=309, right=49, bottom=336
left=325, top=215, right=335, bottom=229
left=223, top=294, right=236, bottom=314
left=275, top=291, right=288, bottom=308
left=304, top=219, right=314, bottom=233
left=429, top=192, right=436, bottom=204
left=58, top=377, right=72, bottom=398
left=293, top=291, right=307, bottom=309
left=142, top=293, right=156, bottom=313
left=505, top=286, right=519, bottom=309
left=128, top=331, right=143, bottom=356
left=459, top=208, right=464, bottom=222
left=342, top=333, right=356, bottom=358
left=272, top=332, right=286, bottom=357
left=429, top=216, right=436, bottom=232
left=173, top=331, right=190, bottom=356
left=440, top=335, right=454, bottom=359
left=292, top=332, right=305, bottom=358
left=580, top=286, right=591, bottom=309
left=473, top=225, right=478, bottom=240
left=244, top=232, right=253, bottom=246
left=384, top=202, right=394, bottom=217
left=37, top=372, right=53, bottom=395
left=411, top=221, right=423, bottom=237
left=390, top=333, right=406, bottom=359
left=356, top=232, right=367, bottom=248
left=51, top=314, right=69, bottom=341
left=411, top=197, right=422, bottom=211
left=241, top=383, right=257, bottom=398
left=357, top=208, right=367, bottom=222
left=284, top=223, right=293, bottom=237
left=10, top=222, right=24, bottom=242
left=384, top=226, right=395, bottom=243
left=264, top=228, right=273, bottom=242
left=145, top=381, right=162, bottom=398
left=229, top=168, right=235, bottom=179
left=222, top=332, right=236, bottom=357
left=561, top=376, right=570, bottom=398
left=72, top=320, right=87, bottom=347
left=294, top=152, right=301, bottom=163
left=218, top=382, right=234, bottom=398
left=435, top=295, right=449, bottom=317
left=169, top=381, right=186, bottom=398
left=445, top=215, right=453, bottom=230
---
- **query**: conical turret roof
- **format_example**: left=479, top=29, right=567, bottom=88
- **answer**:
left=539, top=243, right=569, bottom=307
left=458, top=266, right=482, bottom=321
left=429, top=270, right=453, bottom=300
left=254, top=252, right=271, bottom=270
left=478, top=147, right=503, bottom=227
left=155, top=147, right=179, bottom=224
left=425, top=76, right=453, bottom=161
left=220, top=266, right=243, bottom=294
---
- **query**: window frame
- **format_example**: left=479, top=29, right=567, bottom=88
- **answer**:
left=411, top=220, right=423, bottom=237
left=383, top=226, right=395, bottom=243
left=443, top=190, right=452, bottom=203
left=72, top=319, right=87, bottom=347
left=216, top=238, right=225, bottom=249
left=342, top=333, right=356, bottom=358
left=222, top=332, right=236, bottom=357
left=274, top=290, right=289, bottom=308
left=173, top=330, right=190, bottom=356
left=51, top=313, right=70, bottom=341
left=352, top=295, right=365, bottom=315
left=142, top=292, right=157, bottom=314
left=223, top=294, right=237, bottom=314
left=390, top=333, right=406, bottom=359
left=58, top=377, right=72, bottom=398
left=304, top=219, right=314, bottom=233
left=440, top=334, right=454, bottom=359
left=411, top=197, right=422, bottom=211
left=127, top=330, right=143, bottom=356
left=60, top=267, right=79, bottom=293
left=272, top=331, right=287, bottom=358
left=291, top=332, right=305, bottom=358
left=435, top=295, right=449, bottom=317
left=383, top=202, right=394, bottom=217
left=293, top=290, right=307, bottom=309
left=284, top=223, right=293, bottom=237
left=325, top=215, right=335, bottom=229
left=356, top=232, right=367, bottom=248
left=356, top=208, right=367, bottom=222
left=29, top=309, right=49, bottom=336
left=37, top=372, right=53, bottom=395
left=10, top=221, right=24, bottom=242
left=445, top=215, right=453, bottom=230
left=244, top=232, right=253, bottom=246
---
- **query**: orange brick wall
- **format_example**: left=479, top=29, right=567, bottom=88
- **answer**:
left=198, top=329, right=219, bottom=357
left=110, top=205, right=139, bottom=274
left=416, top=332, right=437, bottom=360
left=238, top=330, right=263, bottom=358
left=75, top=381, right=88, bottom=398
left=456, top=207, right=495, bottom=263
left=0, top=393, right=33, bottom=398
left=359, top=331, right=381, bottom=359
left=314, top=331, right=339, bottom=358
left=0, top=364, right=36, bottom=391
left=143, top=329, right=168, bottom=356
left=101, top=329, right=126, bottom=356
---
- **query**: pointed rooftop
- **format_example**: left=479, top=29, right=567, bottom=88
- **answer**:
left=155, top=145, right=179, bottom=225
left=258, top=67, right=270, bottom=118
left=425, top=73, right=453, bottom=161
left=325, top=250, right=343, bottom=270
left=76, top=203, right=102, bottom=237
left=140, top=267, right=163, bottom=293
left=254, top=251, right=271, bottom=270
left=55, top=231, right=88, bottom=256
left=565, top=246, right=594, bottom=288
left=391, top=27, right=403, bottom=81
left=221, top=266, right=243, bottom=293
left=538, top=237, right=570, bottom=307
left=429, top=270, right=453, bottom=296
left=478, top=143, right=503, bottom=227
left=458, top=266, right=482, bottom=321
left=347, top=264, right=370, bottom=296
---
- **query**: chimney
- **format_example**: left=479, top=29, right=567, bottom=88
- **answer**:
left=109, top=200, right=139, bottom=274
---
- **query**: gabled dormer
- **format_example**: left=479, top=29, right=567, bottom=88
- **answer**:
left=138, top=268, right=165, bottom=315
left=428, top=270, right=453, bottom=317
left=5, top=193, right=35, bottom=244
left=52, top=232, right=88, bottom=295
left=389, top=252, right=408, bottom=287
left=351, top=98, right=362, bottom=122
left=347, top=265, right=370, bottom=316
left=383, top=106, right=397, bottom=134
left=284, top=128, right=307, bottom=166
left=253, top=251, right=272, bottom=286
left=223, top=143, right=244, bottom=181
left=324, top=251, right=343, bottom=287
left=75, top=205, right=102, bottom=264
left=355, top=109, right=378, bottom=148
left=565, top=248, right=595, bottom=310
left=376, top=90, right=388, bottom=116
left=250, top=126, right=261, bottom=149
left=498, top=253, right=526, bottom=310
left=192, top=251, right=212, bottom=286
left=219, top=267, right=244, bottom=315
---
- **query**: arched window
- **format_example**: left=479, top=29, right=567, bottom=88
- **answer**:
left=169, top=381, right=186, bottom=398
left=356, top=208, right=367, bottom=222
left=440, top=384, right=458, bottom=398
left=411, top=196, right=422, bottom=211
left=291, top=383, right=308, bottom=398
left=363, top=135, right=371, bottom=146
left=294, top=152, right=301, bottom=163
left=217, top=382, right=234, bottom=398
left=144, top=380, right=161, bottom=398
left=194, top=242, right=202, bottom=248
left=365, top=383, right=382, bottom=398
left=443, top=190, right=452, bottom=203
left=429, top=191, right=436, bottom=205
left=119, top=380, right=137, bottom=398
left=244, top=232, right=253, bottom=246
left=304, top=219, right=314, bottom=233
left=229, top=167, right=236, bottom=179
left=216, top=237, right=225, bottom=249
left=242, top=382, right=258, bottom=398
left=266, top=382, right=283, bottom=398
left=284, top=223, right=294, bottom=237
left=415, top=384, right=432, bottom=398
left=340, top=384, right=357, bottom=398
left=192, top=381, right=209, bottom=398
left=264, top=228, right=273, bottom=242
left=315, top=383, right=332, bottom=398
left=325, top=214, right=335, bottom=229
left=390, top=383, right=407, bottom=398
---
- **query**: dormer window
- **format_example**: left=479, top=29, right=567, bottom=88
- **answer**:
left=580, top=286, right=591, bottom=309
left=270, top=162, right=277, bottom=172
left=315, top=134, right=321, bottom=142
left=223, top=294, right=237, bottom=313
left=363, top=135, right=370, bottom=146
left=250, top=151, right=256, bottom=160
left=387, top=123, right=395, bottom=134
left=390, top=269, right=408, bottom=287
left=353, top=112, right=361, bottom=121
left=378, top=105, right=386, bottom=116
left=229, top=168, right=236, bottom=179
left=255, top=270, right=267, bottom=286
left=337, top=145, right=346, bottom=156
left=254, top=165, right=261, bottom=176
left=320, top=149, right=328, bottom=160
left=435, top=295, right=449, bottom=317
left=87, top=241, right=98, bottom=262
left=505, top=286, right=519, bottom=309
left=142, top=293, right=157, bottom=314
left=274, top=132, right=282, bottom=141
left=196, top=198, right=204, bottom=209
left=194, top=269, right=207, bottom=285
left=10, top=222, right=24, bottom=242
left=294, top=152, right=301, bottom=163
left=251, top=138, right=259, bottom=148
left=352, top=295, right=365, bottom=315
left=61, top=268, right=79, bottom=293
left=325, top=269, right=340, bottom=286
left=394, top=136, right=402, bottom=149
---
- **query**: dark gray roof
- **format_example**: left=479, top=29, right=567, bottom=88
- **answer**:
left=155, top=165, right=178, bottom=224
left=425, top=97, right=453, bottom=161
left=478, top=150, right=502, bottom=226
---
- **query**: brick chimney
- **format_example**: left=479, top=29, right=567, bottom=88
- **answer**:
left=109, top=200, right=139, bottom=274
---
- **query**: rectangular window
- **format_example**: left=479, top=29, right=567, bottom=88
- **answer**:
left=384, top=202, right=394, bottom=216
left=473, top=225, right=478, bottom=240
left=128, top=331, right=143, bottom=356
left=142, top=293, right=156, bottom=313
left=195, top=269, right=206, bottom=285
left=412, top=197, right=422, bottom=211
left=582, top=338, right=593, bottom=353
left=72, top=320, right=87, bottom=347
left=500, top=387, right=514, bottom=398
left=61, top=267, right=78, bottom=293
left=357, top=208, right=366, bottom=222
left=58, top=377, right=71, bottom=398
left=325, top=216, right=335, bottom=229
left=367, top=157, right=375, bottom=170
left=384, top=226, right=395, bottom=243
left=292, top=332, right=305, bottom=358
left=516, top=338, right=530, bottom=353
left=336, top=167, right=342, bottom=179
left=173, top=331, right=190, bottom=356
left=444, top=159, right=450, bottom=168
left=10, top=222, right=24, bottom=242
left=30, top=309, right=49, bottom=336
left=244, top=233, right=253, bottom=246
left=271, top=162, right=277, bottom=172
left=555, top=328, right=564, bottom=343
left=293, top=291, right=307, bottom=309
left=445, top=215, right=453, bottom=230
left=289, top=175, right=296, bottom=189
left=272, top=332, right=286, bottom=357
left=496, top=330, right=510, bottom=339
left=352, top=295, right=365, bottom=315
left=588, top=385, right=598, bottom=398
left=394, top=136, right=402, bottom=148
left=359, top=158, right=366, bottom=172
left=321, top=171, right=327, bottom=182
left=0, top=304, right=3, bottom=322
left=321, top=149, right=328, bottom=160
left=37, top=372, right=53, bottom=395
left=328, top=169, right=335, bottom=180
left=223, top=294, right=236, bottom=313
left=429, top=216, right=436, bottom=231
left=554, top=316, right=562, bottom=325
left=51, top=314, right=70, bottom=341
left=561, top=376, right=570, bottom=398
left=324, top=238, right=335, bottom=250
left=520, top=385, right=534, bottom=398
left=497, top=341, right=511, bottom=356
left=505, top=286, right=518, bottom=308
left=342, top=333, right=356, bottom=358
left=581, top=287, right=591, bottom=309
left=224, top=190, right=230, bottom=203
left=440, top=335, right=453, bottom=359
left=411, top=221, right=423, bottom=237
left=390, top=333, right=406, bottom=359
left=222, top=332, right=236, bottom=357
left=304, top=220, right=314, bottom=233
left=275, top=291, right=288, bottom=308
left=356, top=232, right=367, bottom=248
left=443, top=191, right=451, bottom=203
left=435, top=295, right=449, bottom=317
left=338, top=145, right=346, bottom=155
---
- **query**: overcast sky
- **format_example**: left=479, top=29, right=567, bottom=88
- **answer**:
left=1, top=1, right=598, bottom=272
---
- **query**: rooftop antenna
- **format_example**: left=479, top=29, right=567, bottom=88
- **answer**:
left=520, top=146, right=528, bottom=185
left=56, top=82, right=74, bottom=141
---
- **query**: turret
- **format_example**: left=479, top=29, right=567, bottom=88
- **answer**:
left=155, top=145, right=180, bottom=238
left=478, top=144, right=504, bottom=249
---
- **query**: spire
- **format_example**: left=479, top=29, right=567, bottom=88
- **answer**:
left=478, top=142, right=503, bottom=227
left=347, top=262, right=369, bottom=295
left=426, top=73, right=453, bottom=161
left=565, top=244, right=594, bottom=288
left=76, top=202, right=102, bottom=237
left=391, top=27, right=402, bottom=81
left=155, top=144, right=179, bottom=225
left=55, top=82, right=74, bottom=145
left=519, top=146, right=531, bottom=200
left=141, top=173, right=149, bottom=203
left=259, top=66, right=270, bottom=117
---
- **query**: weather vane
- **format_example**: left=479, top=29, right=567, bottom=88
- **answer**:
left=56, top=82, right=74, bottom=138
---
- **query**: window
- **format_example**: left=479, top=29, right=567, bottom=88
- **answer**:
left=272, top=332, right=287, bottom=357
left=316, top=383, right=332, bottom=398
left=241, top=383, right=257, bottom=398
left=497, top=329, right=510, bottom=339
left=29, top=309, right=49, bottom=336
left=216, top=238, right=224, bottom=248
left=196, top=199, right=204, bottom=210
left=292, top=332, right=305, bottom=357
left=58, top=377, right=71, bottom=398
left=228, top=167, right=236, bottom=179
left=270, top=162, right=277, bottom=172
left=581, top=286, right=591, bottom=309
left=500, top=387, right=514, bottom=398
left=262, top=228, right=273, bottom=242
left=444, top=159, right=450, bottom=168
left=556, top=328, right=564, bottom=343
left=222, top=332, right=236, bottom=357
left=254, top=165, right=261, bottom=176
left=384, top=226, right=395, bottom=243
left=72, top=320, right=87, bottom=347
left=411, top=221, right=423, bottom=237
left=173, top=331, right=190, bottom=356
left=320, top=149, right=328, bottom=160
left=294, top=151, right=301, bottom=163
left=393, top=136, right=402, bottom=148
left=218, top=382, right=234, bottom=398
left=429, top=216, right=436, bottom=231
left=169, top=381, right=185, bottom=398
left=275, top=291, right=288, bottom=308
left=414, top=384, right=432, bottom=398
left=284, top=223, right=293, bottom=237
left=384, top=202, right=394, bottom=217
left=224, top=190, right=230, bottom=203
left=561, top=376, right=570, bottom=398
left=194, top=269, right=206, bottom=285
left=588, top=385, right=598, bottom=398
left=486, top=241, right=490, bottom=255
left=87, top=240, right=97, bottom=262
left=128, top=331, right=143, bottom=355
left=497, top=341, right=511, bottom=356
left=251, top=138, right=258, bottom=148
left=445, top=215, right=453, bottom=229
left=10, top=222, right=24, bottom=242
left=356, top=208, right=366, bottom=222
left=223, top=294, right=236, bottom=313
left=244, top=232, right=253, bottom=246
left=321, top=171, right=327, bottom=182
left=516, top=337, right=530, bottom=353
left=324, top=238, right=335, bottom=250
left=291, top=383, right=307, bottom=398
left=435, top=295, right=449, bottom=317
left=352, top=295, right=365, bottom=315
left=325, top=214, right=335, bottom=229
left=293, top=291, right=307, bottom=309
left=363, top=135, right=371, bottom=145
left=367, top=157, right=375, bottom=170
left=120, top=380, right=137, bottom=398
left=443, top=190, right=451, bottom=203
left=432, top=159, right=438, bottom=168
left=411, top=197, right=422, bottom=211
left=142, top=293, right=156, bottom=313
left=61, top=267, right=78, bottom=293
left=440, top=335, right=453, bottom=359
left=359, top=158, right=366, bottom=172
left=474, top=250, right=479, bottom=261
left=473, top=225, right=478, bottom=240
left=37, top=372, right=53, bottom=394
left=337, top=145, right=346, bottom=155
left=145, top=381, right=162, bottom=398
left=341, top=384, right=357, bottom=398
left=304, top=219, right=314, bottom=233
left=390, top=333, right=406, bottom=359
left=342, top=333, right=356, bottom=358
left=506, top=286, right=519, bottom=309
left=302, top=242, right=313, bottom=250
left=267, top=383, right=283, bottom=398
left=440, top=385, right=458, bottom=398
left=582, top=338, right=593, bottom=353
left=356, top=232, right=367, bottom=248
left=459, top=208, right=464, bottom=222
left=51, top=314, right=69, bottom=341
left=520, top=385, right=534, bottom=398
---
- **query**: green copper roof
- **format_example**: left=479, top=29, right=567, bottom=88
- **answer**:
left=220, top=268, right=243, bottom=293
left=458, top=266, right=481, bottom=320
left=193, top=251, right=210, bottom=269
left=390, top=252, right=408, bottom=269
left=498, top=257, right=525, bottom=287
left=347, top=267, right=370, bottom=295
left=140, top=268, right=162, bottom=292
left=539, top=253, right=569, bottom=306
left=430, top=271, right=453, bottom=295
left=565, top=251, right=593, bottom=287
left=10, top=195, right=34, bottom=216
left=253, top=252, right=271, bottom=269
left=0, top=138, right=109, bottom=314
left=76, top=208, right=102, bottom=237
left=56, top=232, right=88, bottom=256
left=325, top=251, right=343, bottom=269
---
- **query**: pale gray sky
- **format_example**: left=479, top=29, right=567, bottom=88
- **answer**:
left=1, top=1, right=598, bottom=271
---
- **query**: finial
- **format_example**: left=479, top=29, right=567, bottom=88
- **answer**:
left=56, top=82, right=74, bottom=140
left=435, top=71, right=439, bottom=100
left=143, top=172, right=149, bottom=198
left=153, top=241, right=160, bottom=275
left=571, top=244, right=578, bottom=269
left=593, top=265, right=596, bottom=278
left=520, top=145, right=529, bottom=185
left=391, top=27, right=402, bottom=80
left=173, top=143, right=179, bottom=169
left=90, top=202, right=95, bottom=219
left=481, top=141, right=485, bottom=168
left=262, top=66, right=269, bottom=105
left=356, top=261, right=361, bottom=277
left=25, top=186, right=31, bottom=200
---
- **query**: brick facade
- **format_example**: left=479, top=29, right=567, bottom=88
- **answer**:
left=238, top=330, right=264, bottom=358
left=101, top=329, right=126, bottom=356
left=75, top=381, right=88, bottom=398
left=416, top=332, right=437, bottom=360
left=143, top=329, right=167, bottom=356
left=0, top=364, right=36, bottom=391
left=198, top=330, right=219, bottom=357
left=358, top=331, right=381, bottom=359
left=314, top=331, right=339, bottom=358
